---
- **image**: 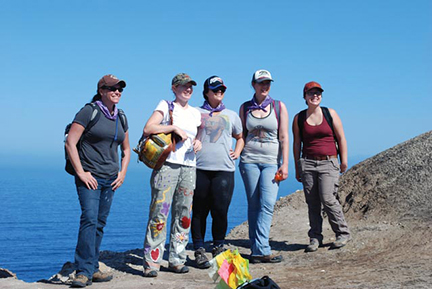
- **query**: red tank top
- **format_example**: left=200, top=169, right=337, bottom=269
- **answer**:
left=302, top=116, right=337, bottom=157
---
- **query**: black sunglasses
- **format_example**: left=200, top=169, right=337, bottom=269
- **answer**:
left=211, top=88, right=226, bottom=93
left=102, top=86, right=123, bottom=92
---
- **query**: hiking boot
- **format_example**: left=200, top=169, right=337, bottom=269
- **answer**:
left=305, top=238, right=320, bottom=253
left=92, top=270, right=113, bottom=282
left=71, top=274, right=92, bottom=288
left=332, top=235, right=351, bottom=249
left=212, top=245, right=225, bottom=258
left=250, top=254, right=283, bottom=264
left=194, top=247, right=211, bottom=269
left=168, top=264, right=189, bottom=274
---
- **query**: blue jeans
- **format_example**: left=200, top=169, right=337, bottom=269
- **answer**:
left=239, top=162, right=279, bottom=256
left=74, top=176, right=116, bottom=278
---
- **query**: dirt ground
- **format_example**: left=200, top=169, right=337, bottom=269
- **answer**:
left=1, top=190, right=431, bottom=289
left=2, top=131, right=431, bottom=288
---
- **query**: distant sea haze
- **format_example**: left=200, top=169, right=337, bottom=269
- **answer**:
left=0, top=165, right=301, bottom=282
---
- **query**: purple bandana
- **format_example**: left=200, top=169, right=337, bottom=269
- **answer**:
left=95, top=100, right=118, bottom=120
left=201, top=100, right=226, bottom=117
left=248, top=95, right=274, bottom=112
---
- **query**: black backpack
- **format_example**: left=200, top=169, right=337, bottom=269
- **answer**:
left=297, top=106, right=339, bottom=153
left=64, top=103, right=126, bottom=175
left=237, top=276, right=281, bottom=289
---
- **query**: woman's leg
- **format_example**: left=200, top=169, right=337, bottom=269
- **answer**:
left=254, top=163, right=279, bottom=256
left=239, top=162, right=261, bottom=255
left=168, top=165, right=196, bottom=267
left=301, top=159, right=324, bottom=241
left=74, top=177, right=106, bottom=278
left=191, top=169, right=211, bottom=250
left=210, top=171, right=235, bottom=247
left=94, top=177, right=116, bottom=273
left=318, top=159, right=350, bottom=238
left=143, top=164, right=179, bottom=270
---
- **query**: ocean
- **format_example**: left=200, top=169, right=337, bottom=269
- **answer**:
left=0, top=165, right=300, bottom=282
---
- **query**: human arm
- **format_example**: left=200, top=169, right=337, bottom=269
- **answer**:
left=143, top=110, right=187, bottom=141
left=230, top=132, right=244, bottom=160
left=277, top=102, right=289, bottom=180
left=111, top=131, right=131, bottom=190
left=65, top=123, right=98, bottom=190
left=292, top=114, right=302, bottom=182
left=329, top=108, right=348, bottom=173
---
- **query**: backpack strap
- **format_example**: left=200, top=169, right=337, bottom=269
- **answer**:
left=118, top=108, right=127, bottom=132
left=83, top=103, right=100, bottom=134
left=241, top=100, right=253, bottom=138
left=297, top=109, right=307, bottom=142
left=321, top=106, right=339, bottom=154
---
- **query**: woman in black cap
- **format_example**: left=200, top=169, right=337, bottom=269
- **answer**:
left=292, top=81, right=351, bottom=253
left=65, top=74, right=130, bottom=288
left=191, top=76, right=244, bottom=269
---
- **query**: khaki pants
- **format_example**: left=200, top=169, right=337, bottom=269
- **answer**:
left=298, top=158, right=350, bottom=240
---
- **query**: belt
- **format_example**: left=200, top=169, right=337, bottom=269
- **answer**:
left=303, top=155, right=338, bottom=161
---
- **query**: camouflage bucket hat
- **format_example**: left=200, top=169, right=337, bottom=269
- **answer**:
left=172, top=73, right=197, bottom=86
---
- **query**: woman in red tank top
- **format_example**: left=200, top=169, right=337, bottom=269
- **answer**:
left=292, top=81, right=351, bottom=252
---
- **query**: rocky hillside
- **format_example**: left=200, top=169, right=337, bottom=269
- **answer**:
left=338, top=130, right=432, bottom=222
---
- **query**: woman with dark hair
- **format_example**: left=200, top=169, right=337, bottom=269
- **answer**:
left=239, top=69, right=289, bottom=264
left=65, top=74, right=130, bottom=288
left=142, top=73, right=202, bottom=277
left=292, top=81, right=351, bottom=253
left=191, top=76, right=244, bottom=269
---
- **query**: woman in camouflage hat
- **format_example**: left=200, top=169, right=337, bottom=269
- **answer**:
left=141, top=73, right=202, bottom=277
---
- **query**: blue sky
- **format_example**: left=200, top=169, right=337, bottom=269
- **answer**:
left=1, top=0, right=431, bottom=169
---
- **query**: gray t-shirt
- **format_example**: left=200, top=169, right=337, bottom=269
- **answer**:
left=73, top=104, right=128, bottom=179
left=196, top=108, right=242, bottom=172
left=240, top=106, right=280, bottom=165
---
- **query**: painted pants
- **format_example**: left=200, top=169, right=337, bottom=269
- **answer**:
left=298, top=157, right=350, bottom=241
left=143, top=162, right=196, bottom=270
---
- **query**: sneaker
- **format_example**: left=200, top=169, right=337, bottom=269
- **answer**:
left=92, top=270, right=113, bottom=282
left=332, top=235, right=351, bottom=249
left=71, top=274, right=92, bottom=288
left=194, top=248, right=211, bottom=269
left=250, top=254, right=283, bottom=264
left=212, top=246, right=225, bottom=258
left=305, top=238, right=320, bottom=253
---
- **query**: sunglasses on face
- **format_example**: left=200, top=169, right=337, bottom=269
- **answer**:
left=102, top=86, right=123, bottom=92
left=211, top=88, right=226, bottom=93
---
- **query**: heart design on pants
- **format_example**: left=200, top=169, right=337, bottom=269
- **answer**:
left=181, top=216, right=191, bottom=229
left=150, top=248, right=160, bottom=262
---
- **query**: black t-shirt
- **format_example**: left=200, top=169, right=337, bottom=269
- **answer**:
left=73, top=104, right=128, bottom=178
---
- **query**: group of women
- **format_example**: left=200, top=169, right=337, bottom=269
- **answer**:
left=65, top=71, right=351, bottom=287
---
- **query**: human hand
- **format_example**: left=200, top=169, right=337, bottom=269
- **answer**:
left=340, top=162, right=348, bottom=173
left=193, top=139, right=202, bottom=153
left=229, top=149, right=240, bottom=160
left=173, top=126, right=188, bottom=141
left=111, top=171, right=126, bottom=191
left=77, top=171, right=98, bottom=190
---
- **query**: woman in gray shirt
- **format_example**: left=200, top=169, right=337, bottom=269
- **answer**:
left=239, top=69, right=289, bottom=264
